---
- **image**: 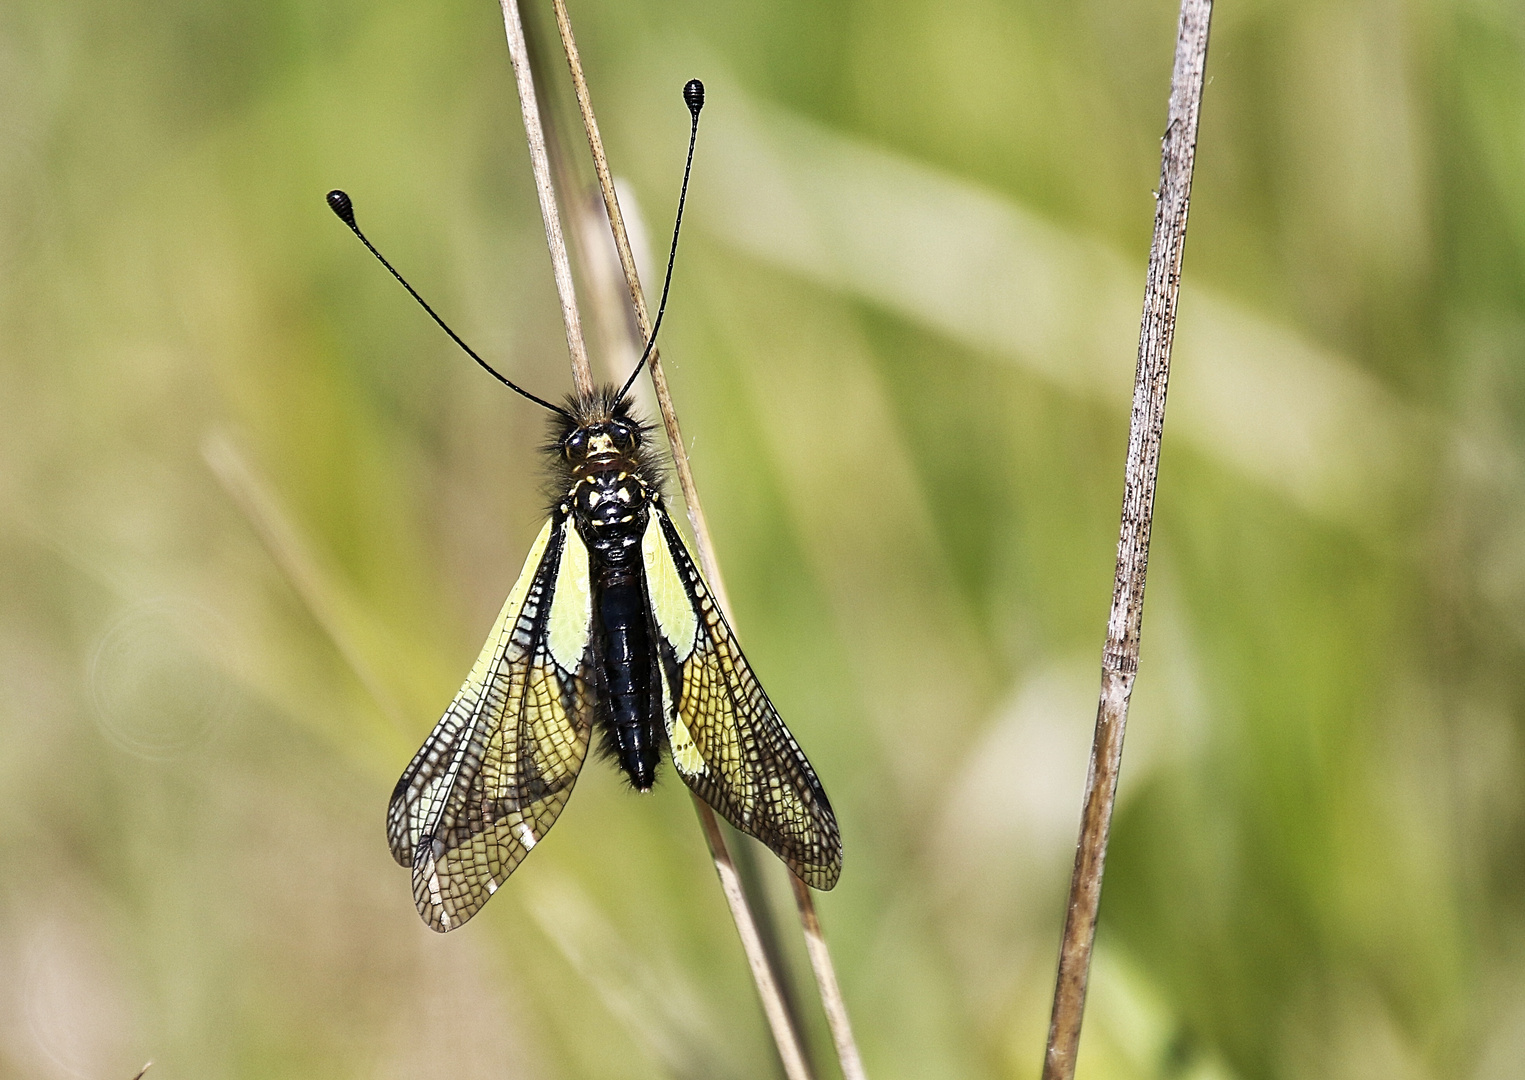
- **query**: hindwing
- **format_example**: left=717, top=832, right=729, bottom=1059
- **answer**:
left=387, top=510, right=596, bottom=931
left=641, top=504, right=843, bottom=889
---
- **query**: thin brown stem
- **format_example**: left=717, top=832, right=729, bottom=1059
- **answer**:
left=550, top=7, right=869, bottom=1079
left=1040, top=3, right=1212, bottom=1078
left=548, top=0, right=728, bottom=611
left=790, top=874, right=867, bottom=1080
left=497, top=0, right=594, bottom=398
left=692, top=794, right=814, bottom=1080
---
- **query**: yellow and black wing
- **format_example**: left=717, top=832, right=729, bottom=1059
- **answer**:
left=387, top=510, right=596, bottom=931
left=641, top=504, right=843, bottom=889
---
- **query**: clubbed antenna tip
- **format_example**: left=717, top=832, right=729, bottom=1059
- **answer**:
left=322, top=186, right=569, bottom=418
left=614, top=79, right=707, bottom=405
left=326, top=189, right=357, bottom=229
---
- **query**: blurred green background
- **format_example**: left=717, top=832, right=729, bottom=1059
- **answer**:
left=2, top=0, right=1522, bottom=1077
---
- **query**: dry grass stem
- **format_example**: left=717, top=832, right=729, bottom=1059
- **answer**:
left=549, top=5, right=860, bottom=1077
left=1040, top=2, right=1212, bottom=1078
left=548, top=0, right=729, bottom=610
left=497, top=0, right=594, bottom=398
left=790, top=874, right=867, bottom=1080
left=693, top=793, right=815, bottom=1080
left=496, top=2, right=815, bottom=1075
left=553, top=3, right=875, bottom=1074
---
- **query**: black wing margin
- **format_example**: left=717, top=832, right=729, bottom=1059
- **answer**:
left=387, top=511, right=595, bottom=930
left=643, top=504, right=843, bottom=889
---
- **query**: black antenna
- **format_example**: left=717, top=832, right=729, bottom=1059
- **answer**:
left=615, top=78, right=705, bottom=405
left=325, top=190, right=571, bottom=418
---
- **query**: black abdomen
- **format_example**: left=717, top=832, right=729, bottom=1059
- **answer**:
left=594, top=564, right=663, bottom=790
left=573, top=464, right=663, bottom=791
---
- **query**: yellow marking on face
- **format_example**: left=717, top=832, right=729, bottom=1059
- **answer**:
left=548, top=522, right=592, bottom=673
left=641, top=512, right=697, bottom=661
left=587, top=433, right=615, bottom=456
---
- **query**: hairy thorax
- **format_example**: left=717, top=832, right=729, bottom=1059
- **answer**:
left=571, top=466, right=651, bottom=568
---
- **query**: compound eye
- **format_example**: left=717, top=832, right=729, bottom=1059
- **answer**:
left=564, top=430, right=587, bottom=459
left=610, top=422, right=635, bottom=450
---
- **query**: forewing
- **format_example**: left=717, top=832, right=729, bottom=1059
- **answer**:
left=387, top=513, right=596, bottom=931
left=642, top=506, right=843, bottom=889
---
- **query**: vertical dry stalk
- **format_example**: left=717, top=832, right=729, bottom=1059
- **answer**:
left=789, top=874, right=867, bottom=1080
left=1040, top=2, right=1212, bottom=1078
left=497, top=0, right=594, bottom=398
left=497, top=2, right=818, bottom=1077
left=547, top=0, right=728, bottom=609
left=693, top=797, right=814, bottom=1080
left=546, top=6, right=866, bottom=1080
